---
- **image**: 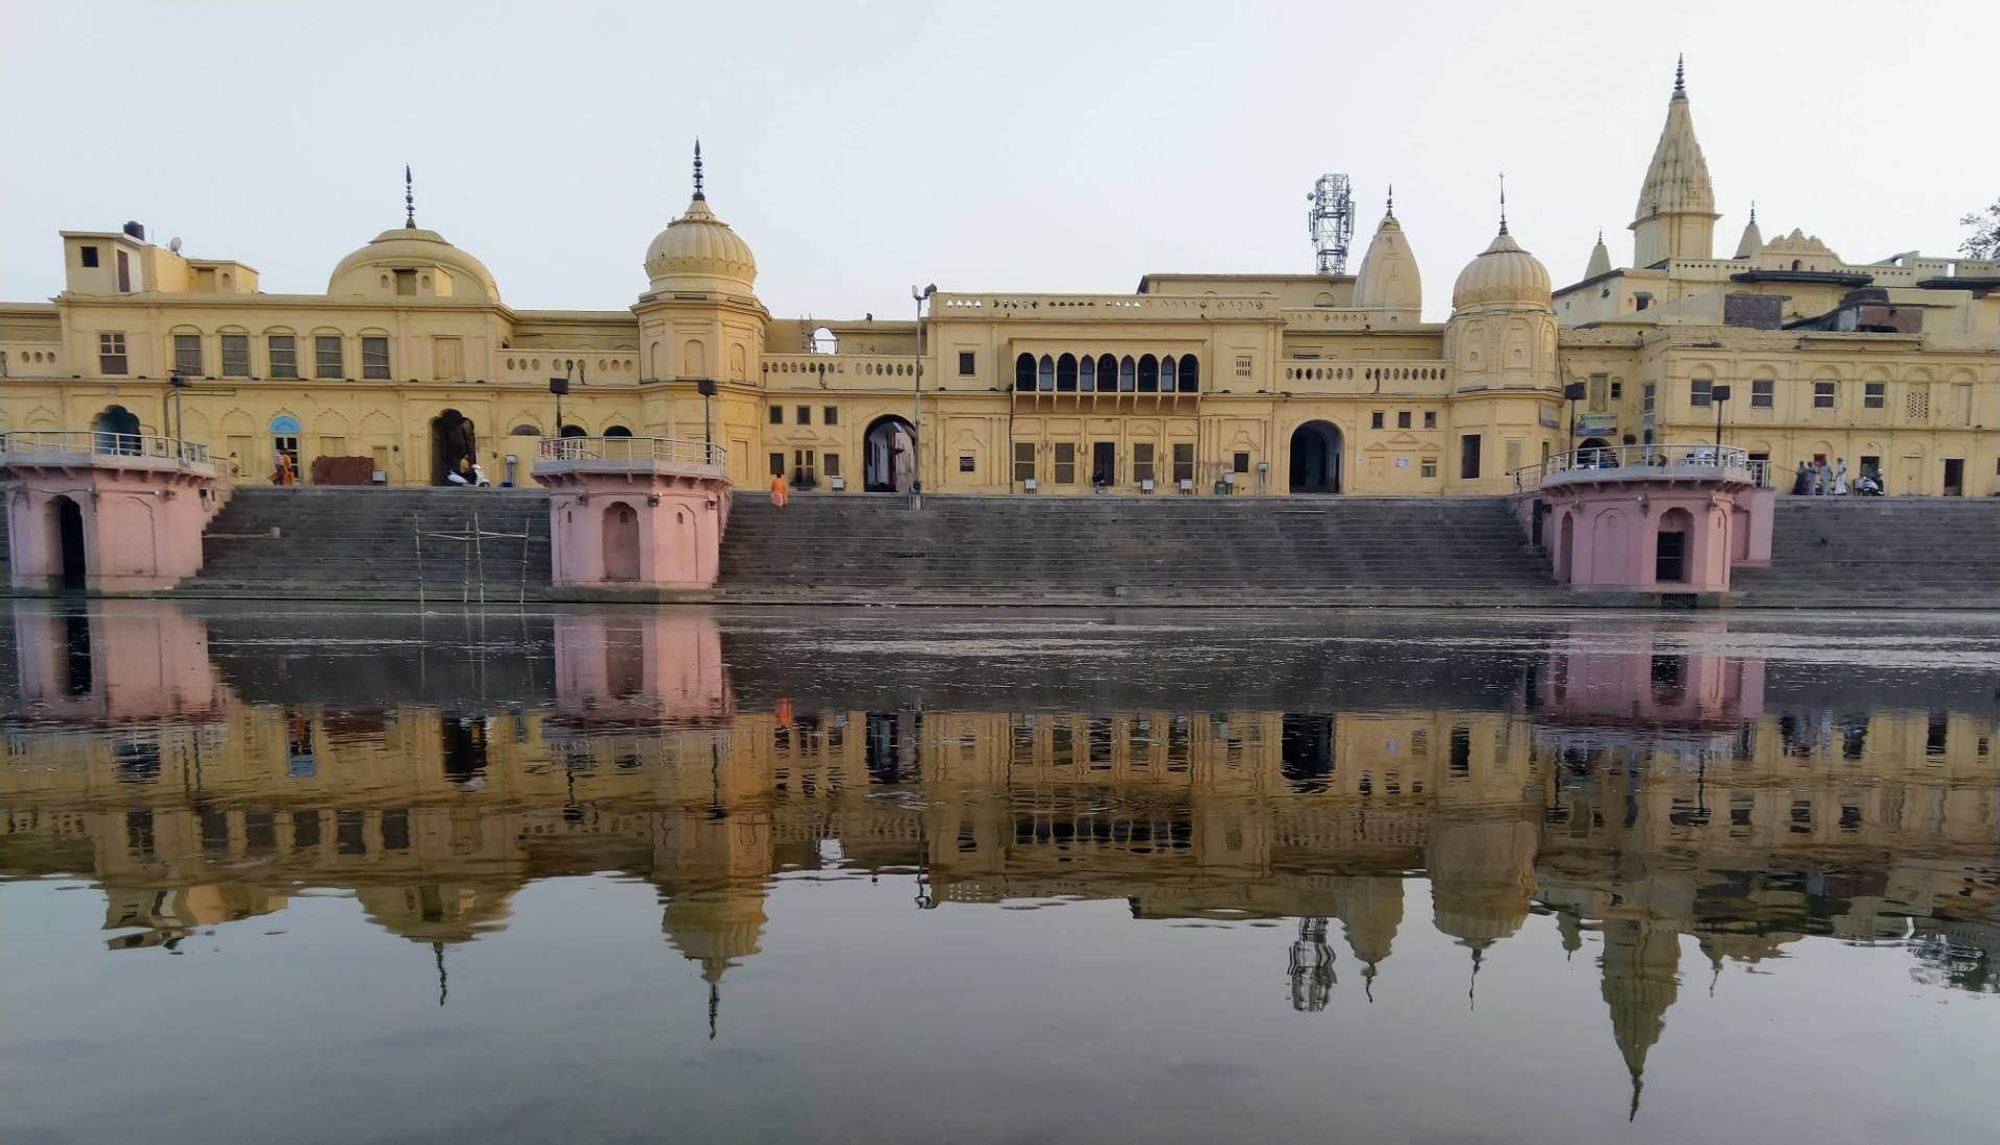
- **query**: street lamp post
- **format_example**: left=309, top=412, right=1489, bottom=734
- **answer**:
left=168, top=372, right=189, bottom=444
left=1711, top=383, right=1732, bottom=454
left=696, top=378, right=717, bottom=464
left=910, top=283, right=935, bottom=508
left=1562, top=380, right=1587, bottom=460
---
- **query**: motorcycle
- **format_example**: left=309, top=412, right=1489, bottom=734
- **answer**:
left=1853, top=473, right=1884, bottom=497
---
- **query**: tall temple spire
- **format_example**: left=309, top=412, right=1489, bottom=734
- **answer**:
left=1498, top=172, right=1508, bottom=235
left=1630, top=56, right=1718, bottom=266
left=692, top=139, right=705, bottom=202
left=1734, top=198, right=1765, bottom=259
left=1674, top=52, right=1685, bottom=94
left=1586, top=228, right=1612, bottom=279
left=404, top=164, right=416, bottom=229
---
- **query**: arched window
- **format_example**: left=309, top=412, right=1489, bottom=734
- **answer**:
left=1138, top=354, right=1159, bottom=392
left=1119, top=356, right=1136, bottom=392
left=1161, top=355, right=1178, bottom=392
left=1179, top=357, right=1198, bottom=392
left=1079, top=355, right=1097, bottom=392
left=603, top=425, right=633, bottom=437
left=509, top=423, right=542, bottom=437
left=1099, top=354, right=1117, bottom=391
left=1037, top=354, right=1054, bottom=392
left=1015, top=353, right=1035, bottom=392
left=1056, top=353, right=1078, bottom=392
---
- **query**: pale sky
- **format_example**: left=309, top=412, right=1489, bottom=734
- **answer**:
left=2, top=1, right=1993, bottom=323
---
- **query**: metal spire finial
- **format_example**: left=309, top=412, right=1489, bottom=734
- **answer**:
left=404, top=165, right=415, bottom=229
left=1386, top=183, right=1394, bottom=218
left=1498, top=172, right=1508, bottom=235
left=1749, top=199, right=1757, bottom=224
left=1674, top=54, right=1685, bottom=93
left=692, top=139, right=705, bottom=201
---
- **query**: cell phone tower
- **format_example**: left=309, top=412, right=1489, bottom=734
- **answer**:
left=1306, top=173, right=1356, bottom=275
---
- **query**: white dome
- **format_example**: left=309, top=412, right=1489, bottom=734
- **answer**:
left=644, top=196, right=757, bottom=295
left=1451, top=228, right=1551, bottom=311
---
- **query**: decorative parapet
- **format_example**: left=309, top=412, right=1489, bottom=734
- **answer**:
left=1513, top=443, right=1768, bottom=493
left=535, top=435, right=725, bottom=478
left=0, top=431, right=217, bottom=478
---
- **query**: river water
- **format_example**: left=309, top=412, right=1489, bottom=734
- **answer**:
left=2, top=602, right=1996, bottom=1143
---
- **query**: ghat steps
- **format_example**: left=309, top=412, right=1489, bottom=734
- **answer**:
left=715, top=494, right=1565, bottom=605
left=1731, top=498, right=2000, bottom=608
left=182, top=486, right=553, bottom=601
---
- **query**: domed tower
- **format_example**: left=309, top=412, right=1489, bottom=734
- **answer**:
left=1631, top=57, right=1718, bottom=268
left=1444, top=190, right=1560, bottom=490
left=328, top=169, right=500, bottom=300
left=632, top=142, right=770, bottom=466
left=1351, top=189, right=1423, bottom=323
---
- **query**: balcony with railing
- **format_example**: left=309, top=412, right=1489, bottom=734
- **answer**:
left=537, top=435, right=727, bottom=477
left=1513, top=443, right=1769, bottom=493
left=0, top=430, right=217, bottom=476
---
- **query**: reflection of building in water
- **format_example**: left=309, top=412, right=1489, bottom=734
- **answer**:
left=1527, top=620, right=1764, bottom=758
left=9, top=598, right=229, bottom=726
left=3, top=622, right=1999, bottom=1102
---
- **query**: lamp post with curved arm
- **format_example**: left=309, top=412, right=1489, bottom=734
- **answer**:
left=911, top=283, right=935, bottom=508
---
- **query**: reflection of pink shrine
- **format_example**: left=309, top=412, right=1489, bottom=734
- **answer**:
left=1, top=433, right=228, bottom=593
left=10, top=599, right=228, bottom=723
left=533, top=437, right=732, bottom=595
left=1518, top=446, right=1773, bottom=599
left=550, top=609, right=734, bottom=729
left=1531, top=621, right=1764, bottom=735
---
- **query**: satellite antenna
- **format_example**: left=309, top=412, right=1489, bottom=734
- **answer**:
left=1306, top=174, right=1355, bottom=275
left=169, top=237, right=182, bottom=253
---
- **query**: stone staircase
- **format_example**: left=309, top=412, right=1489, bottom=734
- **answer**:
left=1732, top=498, right=2000, bottom=608
left=714, top=494, right=1565, bottom=605
left=183, top=487, right=553, bottom=601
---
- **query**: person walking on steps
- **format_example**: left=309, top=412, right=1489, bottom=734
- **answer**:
left=1834, top=458, right=1849, bottom=496
left=770, top=471, right=790, bottom=510
left=1791, top=461, right=1810, bottom=496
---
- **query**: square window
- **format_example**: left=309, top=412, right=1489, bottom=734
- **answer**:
left=1371, top=411, right=1385, bottom=429
left=1397, top=411, right=1412, bottom=429
left=1690, top=378, right=1712, bottom=407
left=220, top=334, right=251, bottom=377
left=958, top=351, right=976, bottom=376
left=314, top=336, right=343, bottom=379
left=1752, top=379, right=1774, bottom=408
left=80, top=245, right=100, bottom=268
left=1864, top=382, right=1885, bottom=409
left=796, top=405, right=811, bottom=425
left=1234, top=354, right=1252, bottom=379
left=393, top=268, right=417, bottom=296
left=962, top=454, right=978, bottom=474
left=768, top=452, right=784, bottom=478
left=1012, top=443, right=1034, bottom=482
left=823, top=406, right=838, bottom=426
left=1643, top=383, right=1657, bottom=413
left=1133, top=443, right=1156, bottom=484
left=1054, top=442, right=1076, bottom=484
left=1421, top=458, right=1437, bottom=479
left=1813, top=381, right=1836, bottom=409
left=768, top=406, right=783, bottom=425
left=1610, top=381, right=1623, bottom=400
left=97, top=332, right=128, bottom=376
left=1423, top=410, right=1437, bottom=430
left=1232, top=452, right=1250, bottom=474
left=1172, top=442, right=1195, bottom=483
left=268, top=335, right=298, bottom=379
left=361, top=336, right=391, bottom=380
left=173, top=333, right=203, bottom=375
left=824, top=453, right=841, bottom=478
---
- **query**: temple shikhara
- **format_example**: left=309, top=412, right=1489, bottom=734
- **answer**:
left=1, top=63, right=1994, bottom=499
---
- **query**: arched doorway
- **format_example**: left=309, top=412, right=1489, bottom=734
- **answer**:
left=603, top=425, right=633, bottom=438
left=52, top=495, right=86, bottom=591
left=864, top=415, right=915, bottom=493
left=602, top=502, right=641, bottom=581
left=1578, top=436, right=1611, bottom=466
left=430, top=410, right=476, bottom=485
left=1558, top=512, right=1576, bottom=583
left=92, top=405, right=140, bottom=455
left=1656, top=508, right=1693, bottom=583
left=1289, top=421, right=1342, bottom=493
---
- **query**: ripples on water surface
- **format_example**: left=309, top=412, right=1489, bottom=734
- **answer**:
left=2, top=602, right=1997, bottom=1144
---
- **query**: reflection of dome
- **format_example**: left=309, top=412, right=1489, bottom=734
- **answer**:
left=1451, top=227, right=1551, bottom=311
left=662, top=885, right=767, bottom=982
left=328, top=225, right=500, bottom=300
left=644, top=143, right=757, bottom=295
left=1427, top=819, right=1537, bottom=944
left=357, top=883, right=516, bottom=943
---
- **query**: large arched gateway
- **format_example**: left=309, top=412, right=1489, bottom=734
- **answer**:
left=1289, top=421, right=1343, bottom=494
left=863, top=415, right=915, bottom=493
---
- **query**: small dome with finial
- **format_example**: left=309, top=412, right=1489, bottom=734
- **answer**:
left=1451, top=176, right=1551, bottom=310
left=328, top=166, right=500, bottom=299
left=644, top=140, right=758, bottom=295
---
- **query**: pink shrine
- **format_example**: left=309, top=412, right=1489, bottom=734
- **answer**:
left=531, top=436, right=733, bottom=596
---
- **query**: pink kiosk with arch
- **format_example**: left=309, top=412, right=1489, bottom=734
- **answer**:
left=533, top=435, right=732, bottom=595
left=1518, top=444, right=1774, bottom=601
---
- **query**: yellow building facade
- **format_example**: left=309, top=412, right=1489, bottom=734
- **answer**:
left=2, top=68, right=1995, bottom=495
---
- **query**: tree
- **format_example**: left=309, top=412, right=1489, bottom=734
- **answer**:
left=1961, top=197, right=2000, bottom=260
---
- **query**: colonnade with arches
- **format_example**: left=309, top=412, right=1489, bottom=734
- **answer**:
left=1014, top=352, right=1200, bottom=394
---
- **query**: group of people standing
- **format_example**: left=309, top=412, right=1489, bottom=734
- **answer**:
left=1790, top=457, right=1876, bottom=496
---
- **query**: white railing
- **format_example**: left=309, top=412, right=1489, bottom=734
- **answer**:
left=538, top=435, right=726, bottom=469
left=0, top=430, right=212, bottom=468
left=1513, top=443, right=1769, bottom=491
